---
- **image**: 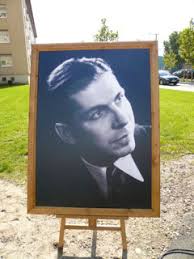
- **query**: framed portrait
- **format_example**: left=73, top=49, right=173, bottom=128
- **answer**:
left=28, top=42, right=160, bottom=217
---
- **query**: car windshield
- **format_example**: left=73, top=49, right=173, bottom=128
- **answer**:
left=159, top=71, right=171, bottom=76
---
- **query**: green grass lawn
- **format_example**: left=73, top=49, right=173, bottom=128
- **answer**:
left=0, top=85, right=194, bottom=183
left=160, top=89, right=194, bottom=159
left=0, top=85, right=29, bottom=183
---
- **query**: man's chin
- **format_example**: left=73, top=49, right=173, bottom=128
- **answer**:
left=80, top=140, right=135, bottom=165
left=114, top=142, right=136, bottom=158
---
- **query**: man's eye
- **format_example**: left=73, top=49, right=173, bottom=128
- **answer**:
left=88, top=110, right=103, bottom=120
left=115, top=93, right=124, bottom=104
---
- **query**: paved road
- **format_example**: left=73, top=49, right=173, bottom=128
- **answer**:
left=160, top=213, right=194, bottom=259
left=159, top=82, right=194, bottom=92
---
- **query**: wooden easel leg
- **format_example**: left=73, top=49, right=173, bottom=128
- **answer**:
left=58, top=217, right=66, bottom=247
left=88, top=217, right=97, bottom=228
left=120, top=219, right=127, bottom=251
left=57, top=217, right=65, bottom=258
left=56, top=217, right=127, bottom=258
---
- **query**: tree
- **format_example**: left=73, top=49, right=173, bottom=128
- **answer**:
left=163, top=31, right=184, bottom=69
left=94, top=18, right=119, bottom=42
left=179, top=27, right=194, bottom=66
left=163, top=52, right=177, bottom=71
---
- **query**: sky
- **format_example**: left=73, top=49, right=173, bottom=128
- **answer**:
left=30, top=0, right=194, bottom=56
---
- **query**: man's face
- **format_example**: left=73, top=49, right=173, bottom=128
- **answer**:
left=67, top=72, right=135, bottom=165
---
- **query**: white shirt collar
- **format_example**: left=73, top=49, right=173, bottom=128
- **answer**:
left=114, top=154, right=144, bottom=182
left=82, top=153, right=144, bottom=182
left=81, top=157, right=107, bottom=196
left=81, top=154, right=144, bottom=198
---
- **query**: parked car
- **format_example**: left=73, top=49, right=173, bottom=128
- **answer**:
left=173, top=69, right=194, bottom=79
left=159, top=70, right=179, bottom=85
left=172, top=69, right=185, bottom=78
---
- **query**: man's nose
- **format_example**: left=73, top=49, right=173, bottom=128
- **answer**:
left=112, top=106, right=128, bottom=129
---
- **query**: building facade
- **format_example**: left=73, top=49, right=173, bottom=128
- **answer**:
left=0, top=0, right=37, bottom=85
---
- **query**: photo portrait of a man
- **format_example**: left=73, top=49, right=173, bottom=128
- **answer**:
left=35, top=49, right=152, bottom=209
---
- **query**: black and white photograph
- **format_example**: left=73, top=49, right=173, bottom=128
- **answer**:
left=28, top=42, right=160, bottom=216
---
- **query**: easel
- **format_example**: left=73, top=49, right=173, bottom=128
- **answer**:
left=56, top=216, right=127, bottom=258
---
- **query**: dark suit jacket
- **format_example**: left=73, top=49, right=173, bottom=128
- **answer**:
left=36, top=125, right=151, bottom=209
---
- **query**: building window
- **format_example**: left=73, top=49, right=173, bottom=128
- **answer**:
left=0, top=30, right=10, bottom=43
left=2, top=77, right=7, bottom=82
left=0, top=5, right=7, bottom=18
left=0, top=55, right=13, bottom=67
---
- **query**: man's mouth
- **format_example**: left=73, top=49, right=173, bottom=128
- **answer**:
left=111, top=134, right=129, bottom=144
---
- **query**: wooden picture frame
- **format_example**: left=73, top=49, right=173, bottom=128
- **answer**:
left=28, top=41, right=160, bottom=218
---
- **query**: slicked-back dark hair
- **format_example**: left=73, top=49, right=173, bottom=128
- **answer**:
left=47, top=57, right=112, bottom=95
left=47, top=57, right=113, bottom=123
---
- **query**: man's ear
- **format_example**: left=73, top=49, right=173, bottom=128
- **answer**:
left=55, top=123, right=76, bottom=145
